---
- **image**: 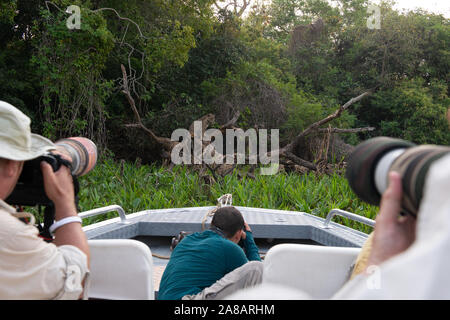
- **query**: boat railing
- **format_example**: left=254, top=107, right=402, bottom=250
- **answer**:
left=78, top=205, right=375, bottom=232
left=322, top=209, right=375, bottom=229
left=79, top=205, right=128, bottom=224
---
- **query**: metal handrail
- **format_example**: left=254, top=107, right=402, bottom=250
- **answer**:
left=322, top=209, right=375, bottom=229
left=78, top=205, right=128, bottom=224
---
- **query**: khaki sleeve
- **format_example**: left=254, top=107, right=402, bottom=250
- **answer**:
left=0, top=211, right=88, bottom=300
left=52, top=245, right=90, bottom=300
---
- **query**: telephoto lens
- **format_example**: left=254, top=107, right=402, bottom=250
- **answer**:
left=55, top=137, right=98, bottom=177
left=346, top=137, right=450, bottom=216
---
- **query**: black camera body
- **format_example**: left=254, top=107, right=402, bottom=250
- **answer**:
left=6, top=153, right=79, bottom=207
left=6, top=154, right=80, bottom=240
left=7, top=136, right=98, bottom=207
left=5, top=137, right=97, bottom=240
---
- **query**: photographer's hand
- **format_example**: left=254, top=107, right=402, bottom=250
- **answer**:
left=239, top=222, right=251, bottom=241
left=40, top=160, right=76, bottom=218
left=41, top=160, right=90, bottom=267
left=366, top=172, right=416, bottom=271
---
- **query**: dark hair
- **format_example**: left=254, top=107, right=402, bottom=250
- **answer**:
left=211, top=206, right=245, bottom=239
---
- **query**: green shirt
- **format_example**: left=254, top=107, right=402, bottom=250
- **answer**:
left=158, top=230, right=261, bottom=300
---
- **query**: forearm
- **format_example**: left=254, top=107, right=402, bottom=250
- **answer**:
left=243, top=231, right=261, bottom=261
left=53, top=202, right=90, bottom=267
left=40, top=157, right=90, bottom=299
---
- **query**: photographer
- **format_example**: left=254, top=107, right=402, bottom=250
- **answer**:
left=158, top=206, right=263, bottom=300
left=0, top=101, right=90, bottom=299
left=332, top=153, right=450, bottom=299
left=227, top=153, right=450, bottom=300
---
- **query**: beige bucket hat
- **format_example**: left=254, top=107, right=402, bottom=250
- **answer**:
left=0, top=100, right=55, bottom=161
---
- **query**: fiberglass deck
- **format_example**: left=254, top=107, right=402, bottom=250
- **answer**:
left=83, top=206, right=370, bottom=247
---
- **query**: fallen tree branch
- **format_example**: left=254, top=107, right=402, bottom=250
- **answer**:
left=281, top=151, right=317, bottom=171
left=220, top=110, right=241, bottom=130
left=283, top=90, right=373, bottom=154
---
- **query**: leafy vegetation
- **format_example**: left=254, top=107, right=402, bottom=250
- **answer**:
left=1, top=0, right=448, bottom=157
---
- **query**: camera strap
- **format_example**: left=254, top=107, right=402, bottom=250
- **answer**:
left=209, top=226, right=227, bottom=239
left=0, top=199, right=36, bottom=225
left=53, top=154, right=72, bottom=171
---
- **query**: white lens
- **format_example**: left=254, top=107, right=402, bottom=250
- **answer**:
left=55, top=143, right=81, bottom=175
left=374, top=148, right=405, bottom=194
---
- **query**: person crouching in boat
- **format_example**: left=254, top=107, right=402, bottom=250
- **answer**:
left=158, top=206, right=263, bottom=300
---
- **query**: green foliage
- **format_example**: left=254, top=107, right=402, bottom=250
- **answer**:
left=367, top=78, right=450, bottom=145
left=0, top=0, right=448, bottom=155
left=283, top=91, right=324, bottom=136
left=0, top=0, right=17, bottom=24
left=144, top=11, right=247, bottom=136
left=30, top=0, right=115, bottom=145
left=271, top=0, right=450, bottom=147
left=200, top=58, right=291, bottom=130
left=0, top=0, right=214, bottom=148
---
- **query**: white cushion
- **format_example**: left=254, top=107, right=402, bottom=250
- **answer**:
left=225, top=283, right=312, bottom=300
left=263, top=244, right=360, bottom=299
left=88, top=239, right=154, bottom=300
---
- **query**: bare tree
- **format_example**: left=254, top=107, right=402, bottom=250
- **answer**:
left=213, top=0, right=251, bottom=17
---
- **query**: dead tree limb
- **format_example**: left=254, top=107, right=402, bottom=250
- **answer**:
left=213, top=0, right=250, bottom=17
left=282, top=151, right=317, bottom=171
left=220, top=110, right=241, bottom=130
left=282, top=90, right=373, bottom=154
left=272, top=90, right=373, bottom=171
left=121, top=64, right=176, bottom=157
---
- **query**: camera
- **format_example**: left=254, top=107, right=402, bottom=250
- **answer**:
left=346, top=137, right=450, bottom=217
left=6, top=137, right=97, bottom=206
left=6, top=137, right=98, bottom=238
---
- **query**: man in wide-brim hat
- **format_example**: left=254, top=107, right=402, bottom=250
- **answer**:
left=0, top=100, right=90, bottom=299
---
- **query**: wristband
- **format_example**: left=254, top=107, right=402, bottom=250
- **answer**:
left=49, top=216, right=82, bottom=235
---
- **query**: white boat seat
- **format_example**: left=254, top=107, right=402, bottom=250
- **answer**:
left=88, top=239, right=154, bottom=300
left=263, top=243, right=360, bottom=299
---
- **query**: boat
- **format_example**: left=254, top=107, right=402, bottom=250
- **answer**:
left=80, top=195, right=374, bottom=300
